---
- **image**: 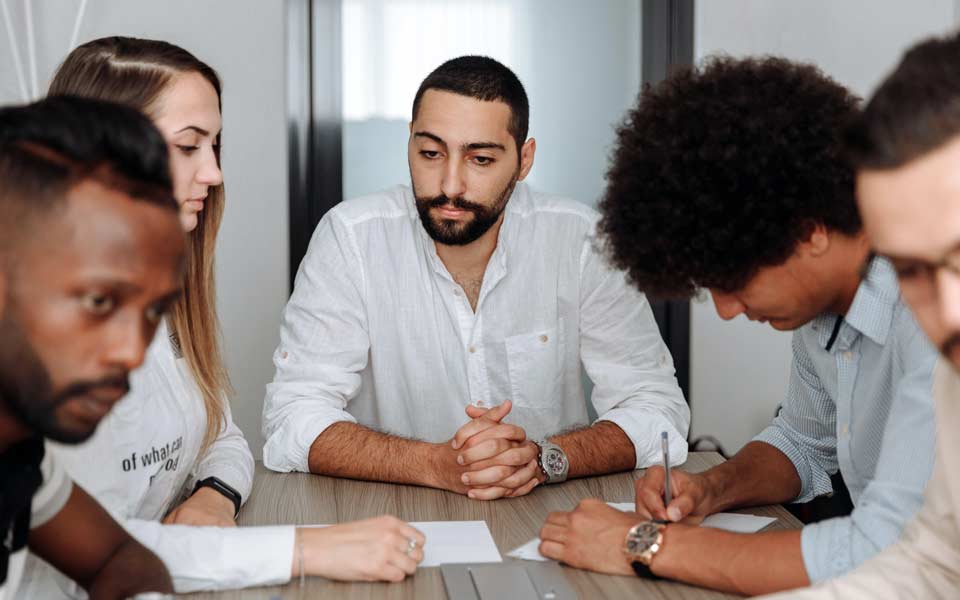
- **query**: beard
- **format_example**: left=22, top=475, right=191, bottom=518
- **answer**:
left=414, top=173, right=519, bottom=246
left=941, top=332, right=960, bottom=366
left=0, top=307, right=128, bottom=444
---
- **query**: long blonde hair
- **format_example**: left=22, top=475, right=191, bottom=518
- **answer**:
left=50, top=36, right=231, bottom=452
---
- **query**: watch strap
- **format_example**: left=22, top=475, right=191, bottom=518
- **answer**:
left=535, top=442, right=549, bottom=480
left=630, top=560, right=662, bottom=580
left=193, top=476, right=242, bottom=518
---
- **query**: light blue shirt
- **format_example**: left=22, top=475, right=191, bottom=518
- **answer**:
left=754, top=257, right=937, bottom=583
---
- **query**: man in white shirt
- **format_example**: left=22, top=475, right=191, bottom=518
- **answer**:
left=263, top=55, right=689, bottom=499
left=0, top=96, right=178, bottom=598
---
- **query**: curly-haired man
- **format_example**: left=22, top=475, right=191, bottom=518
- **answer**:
left=537, top=57, right=938, bottom=595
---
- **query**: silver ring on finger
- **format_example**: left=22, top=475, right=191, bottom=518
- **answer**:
left=405, top=537, right=418, bottom=556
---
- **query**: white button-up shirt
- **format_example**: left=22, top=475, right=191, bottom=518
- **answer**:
left=262, top=183, right=689, bottom=473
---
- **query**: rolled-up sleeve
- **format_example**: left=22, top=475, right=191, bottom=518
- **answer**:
left=798, top=324, right=936, bottom=582
left=759, top=456, right=957, bottom=600
left=754, top=332, right=837, bottom=503
left=262, top=212, right=369, bottom=473
left=578, top=236, right=690, bottom=468
left=759, top=358, right=958, bottom=599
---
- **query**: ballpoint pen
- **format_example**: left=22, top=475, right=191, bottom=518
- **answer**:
left=661, top=431, right=672, bottom=508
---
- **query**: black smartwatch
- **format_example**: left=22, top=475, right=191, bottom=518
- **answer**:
left=193, top=476, right=242, bottom=519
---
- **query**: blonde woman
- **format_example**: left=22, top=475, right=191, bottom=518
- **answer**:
left=20, top=37, right=423, bottom=597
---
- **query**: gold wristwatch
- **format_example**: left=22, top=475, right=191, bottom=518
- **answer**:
left=624, top=520, right=667, bottom=579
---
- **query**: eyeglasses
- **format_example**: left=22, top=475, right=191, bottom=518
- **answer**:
left=882, top=248, right=960, bottom=305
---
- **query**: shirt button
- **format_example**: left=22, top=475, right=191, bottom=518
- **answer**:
left=281, top=351, right=289, bottom=359
left=475, top=399, right=486, bottom=407
left=468, top=345, right=476, bottom=353
left=539, top=334, right=549, bottom=343
left=454, top=288, right=462, bottom=296
left=842, top=351, right=854, bottom=361
left=841, top=424, right=850, bottom=436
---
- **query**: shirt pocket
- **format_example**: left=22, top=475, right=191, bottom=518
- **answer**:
left=505, top=320, right=565, bottom=409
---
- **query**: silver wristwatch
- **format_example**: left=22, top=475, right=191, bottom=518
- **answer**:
left=535, top=441, right=569, bottom=484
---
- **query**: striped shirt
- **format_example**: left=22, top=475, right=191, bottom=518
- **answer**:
left=754, top=257, right=938, bottom=582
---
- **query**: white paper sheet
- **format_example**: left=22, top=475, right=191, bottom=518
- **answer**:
left=412, top=520, right=503, bottom=566
left=700, top=512, right=776, bottom=533
left=310, top=520, right=502, bottom=567
left=507, top=537, right=549, bottom=561
left=507, top=503, right=777, bottom=561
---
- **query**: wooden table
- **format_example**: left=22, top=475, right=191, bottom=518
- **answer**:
left=184, top=452, right=801, bottom=599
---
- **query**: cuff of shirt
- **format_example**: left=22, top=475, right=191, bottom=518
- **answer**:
left=753, top=425, right=832, bottom=503
left=263, top=410, right=358, bottom=473
left=596, top=409, right=688, bottom=469
left=194, top=462, right=252, bottom=505
left=801, top=517, right=854, bottom=583
left=201, top=525, right=296, bottom=591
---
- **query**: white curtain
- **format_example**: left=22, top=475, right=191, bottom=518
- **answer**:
left=341, top=0, right=516, bottom=121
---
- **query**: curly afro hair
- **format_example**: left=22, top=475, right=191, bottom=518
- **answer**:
left=598, top=56, right=861, bottom=299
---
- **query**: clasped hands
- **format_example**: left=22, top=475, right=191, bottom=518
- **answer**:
left=436, top=400, right=545, bottom=500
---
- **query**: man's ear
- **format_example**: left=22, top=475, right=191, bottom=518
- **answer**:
left=802, top=223, right=831, bottom=258
left=517, top=138, right=536, bottom=181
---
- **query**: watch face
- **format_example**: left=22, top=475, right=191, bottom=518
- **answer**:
left=626, top=522, right=662, bottom=555
left=544, top=448, right=567, bottom=475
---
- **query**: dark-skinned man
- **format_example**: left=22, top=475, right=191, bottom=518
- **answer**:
left=0, top=96, right=185, bottom=599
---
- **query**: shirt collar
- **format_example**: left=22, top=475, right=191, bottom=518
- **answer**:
left=836, top=256, right=900, bottom=346
left=491, top=181, right=531, bottom=268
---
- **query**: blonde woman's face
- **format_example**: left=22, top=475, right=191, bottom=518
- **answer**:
left=152, top=72, right=223, bottom=232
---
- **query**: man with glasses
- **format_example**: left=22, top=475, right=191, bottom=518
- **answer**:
left=537, top=55, right=938, bottom=596
left=764, top=29, right=960, bottom=600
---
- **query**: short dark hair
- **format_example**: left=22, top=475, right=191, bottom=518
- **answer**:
left=845, top=31, right=960, bottom=170
left=598, top=56, right=861, bottom=298
left=0, top=95, right=176, bottom=253
left=411, top=55, right=529, bottom=154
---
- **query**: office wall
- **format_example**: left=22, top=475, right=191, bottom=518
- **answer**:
left=690, top=0, right=958, bottom=454
left=0, top=0, right=288, bottom=457
left=6, top=1, right=960, bottom=460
